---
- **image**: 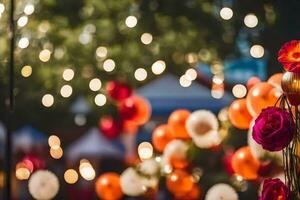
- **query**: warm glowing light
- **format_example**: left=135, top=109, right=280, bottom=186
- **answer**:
left=151, top=60, right=166, bottom=75
left=79, top=161, right=95, bottom=181
left=21, top=65, right=32, bottom=77
left=62, top=69, right=74, bottom=81
left=64, top=169, right=78, bottom=184
left=179, top=75, right=192, bottom=87
left=18, top=37, right=29, bottom=49
left=220, top=7, right=233, bottom=20
left=244, top=13, right=258, bottom=28
left=96, top=46, right=108, bottom=58
left=79, top=33, right=92, bottom=44
left=50, top=146, right=63, bottom=159
left=141, top=33, right=153, bottom=45
left=250, top=45, right=264, bottom=58
left=24, top=4, right=35, bottom=15
left=60, top=85, right=73, bottom=98
left=211, top=89, right=224, bottom=99
left=185, top=68, right=197, bottom=81
left=39, top=49, right=51, bottom=62
left=17, top=16, right=28, bottom=27
left=125, top=16, right=137, bottom=28
left=134, top=68, right=147, bottom=81
left=232, top=84, right=247, bottom=98
left=163, top=165, right=173, bottom=174
left=103, top=59, right=115, bottom=72
left=16, top=167, right=30, bottom=180
left=138, top=142, right=153, bottom=160
left=42, top=94, right=54, bottom=107
left=0, top=3, right=5, bottom=13
left=212, top=74, right=224, bottom=84
left=94, top=94, right=107, bottom=106
left=89, top=78, right=102, bottom=91
left=48, top=135, right=61, bottom=147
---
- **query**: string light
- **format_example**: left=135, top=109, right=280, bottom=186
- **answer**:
left=244, top=13, right=258, bottom=28
left=103, top=59, right=115, bottom=72
left=42, top=94, right=54, bottom=107
left=94, top=94, right=107, bottom=106
left=138, top=142, right=153, bottom=160
left=185, top=68, right=197, bottom=81
left=17, top=16, right=28, bottom=27
left=89, top=78, right=102, bottom=91
left=21, top=65, right=32, bottom=77
left=219, top=7, right=233, bottom=20
left=39, top=49, right=51, bottom=62
left=96, top=46, right=108, bottom=58
left=60, top=85, right=73, bottom=98
left=50, top=146, right=63, bottom=159
left=125, top=16, right=138, bottom=28
left=18, top=37, right=29, bottom=49
left=141, top=33, right=153, bottom=45
left=64, top=169, right=78, bottom=184
left=179, top=75, right=192, bottom=87
left=151, top=60, right=166, bottom=75
left=250, top=45, right=264, bottom=58
left=24, top=4, right=35, bottom=15
left=232, top=84, right=247, bottom=98
left=48, top=135, right=61, bottom=148
left=62, top=69, right=74, bottom=81
left=134, top=68, right=147, bottom=81
left=79, top=160, right=96, bottom=181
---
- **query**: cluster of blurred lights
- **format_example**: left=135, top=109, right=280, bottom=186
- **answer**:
left=250, top=45, right=264, bottom=58
left=60, top=84, right=73, bottom=98
left=134, top=68, right=147, bottom=81
left=21, top=65, right=32, bottom=78
left=244, top=13, right=258, bottom=28
left=64, top=169, right=78, bottom=184
left=96, top=46, right=108, bottom=58
left=94, top=94, right=107, bottom=106
left=179, top=75, right=192, bottom=88
left=151, top=60, right=166, bottom=75
left=141, top=33, right=153, bottom=45
left=138, top=142, right=153, bottom=160
left=42, top=94, right=54, bottom=107
left=62, top=68, right=74, bottom=81
left=39, top=49, right=51, bottom=62
left=79, top=159, right=96, bottom=181
left=48, top=135, right=63, bottom=159
left=24, top=4, right=35, bottom=15
left=125, top=16, right=138, bottom=28
left=18, top=37, right=29, bottom=49
left=103, top=59, right=116, bottom=72
left=219, top=7, right=233, bottom=20
left=232, top=84, right=247, bottom=98
left=89, top=78, right=102, bottom=91
left=17, top=16, right=28, bottom=27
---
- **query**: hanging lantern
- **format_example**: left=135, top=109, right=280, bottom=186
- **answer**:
left=281, top=72, right=300, bottom=106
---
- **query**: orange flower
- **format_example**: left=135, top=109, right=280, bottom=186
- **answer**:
left=278, top=40, right=300, bottom=73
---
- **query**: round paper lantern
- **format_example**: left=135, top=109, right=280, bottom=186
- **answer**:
left=246, top=82, right=279, bottom=117
left=119, top=96, right=151, bottom=125
left=152, top=124, right=174, bottom=152
left=95, top=173, right=123, bottom=200
left=175, top=184, right=201, bottom=200
left=120, top=168, right=145, bottom=196
left=231, top=146, right=260, bottom=180
left=99, top=116, right=122, bottom=139
left=186, top=110, right=221, bottom=148
left=247, top=76, right=261, bottom=90
left=28, top=170, right=59, bottom=200
left=267, top=73, right=283, bottom=90
left=166, top=169, right=194, bottom=196
left=228, top=99, right=252, bottom=130
left=163, top=140, right=189, bottom=169
left=205, top=183, right=238, bottom=200
left=106, top=80, right=132, bottom=101
left=168, top=109, right=191, bottom=139
left=281, top=72, right=300, bottom=106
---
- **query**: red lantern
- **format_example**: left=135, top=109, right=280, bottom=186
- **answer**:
left=166, top=169, right=194, bottom=196
left=106, top=81, right=132, bottom=101
left=99, top=116, right=122, bottom=139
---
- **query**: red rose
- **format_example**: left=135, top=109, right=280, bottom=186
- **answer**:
left=259, top=178, right=290, bottom=200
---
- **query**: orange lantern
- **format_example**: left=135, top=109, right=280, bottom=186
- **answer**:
left=169, top=156, right=189, bottom=169
left=122, top=120, right=139, bottom=135
left=228, top=99, right=253, bottom=130
left=175, top=184, right=201, bottom=200
left=247, top=76, right=261, bottom=90
left=166, top=169, right=194, bottom=196
left=152, top=124, right=174, bottom=152
left=246, top=82, right=279, bottom=117
left=168, top=109, right=191, bottom=139
left=267, top=73, right=283, bottom=90
left=95, top=173, right=123, bottom=200
left=231, top=146, right=260, bottom=180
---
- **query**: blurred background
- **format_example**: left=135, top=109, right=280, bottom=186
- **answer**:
left=0, top=0, right=299, bottom=199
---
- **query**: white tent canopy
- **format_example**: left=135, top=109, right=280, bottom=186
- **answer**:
left=66, top=127, right=122, bottom=160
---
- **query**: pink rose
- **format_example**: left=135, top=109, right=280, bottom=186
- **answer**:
left=259, top=178, right=290, bottom=200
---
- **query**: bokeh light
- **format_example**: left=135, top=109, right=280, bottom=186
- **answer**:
left=96, top=46, right=108, bottom=58
left=94, top=94, right=107, bottom=106
left=185, top=68, right=197, bottom=81
left=232, top=84, right=247, bottom=98
left=74, top=114, right=87, bottom=126
left=21, top=65, right=32, bottom=77
left=60, top=85, right=73, bottom=98
left=0, top=3, right=5, bottom=14
left=17, top=16, right=28, bottom=27
left=138, top=142, right=153, bottom=160
left=24, top=4, right=35, bottom=15
left=89, top=78, right=102, bottom=91
left=244, top=13, right=258, bottom=28
left=125, top=16, right=138, bottom=28
left=42, top=94, right=54, bottom=107
left=64, top=169, right=78, bottom=184
left=141, top=33, right=153, bottom=45
left=250, top=45, right=264, bottom=58
left=79, top=161, right=95, bottom=181
left=48, top=135, right=61, bottom=148
left=220, top=7, right=233, bottom=20
left=179, top=75, right=192, bottom=87
left=62, top=69, right=74, bottom=81
left=103, top=59, right=115, bottom=72
left=15, top=167, right=30, bottom=180
left=18, top=37, right=29, bottom=49
left=39, top=49, right=51, bottom=62
left=134, top=68, right=147, bottom=81
left=50, top=146, right=63, bottom=159
left=151, top=60, right=166, bottom=75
